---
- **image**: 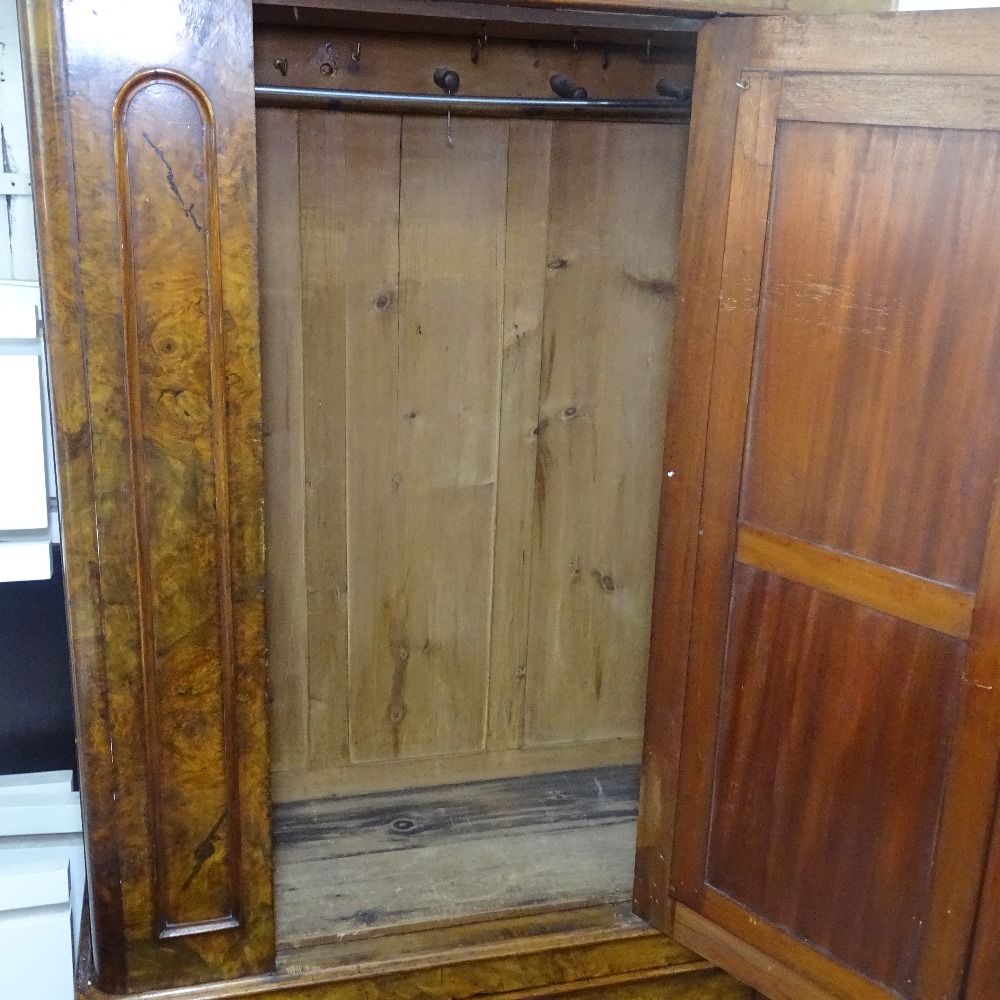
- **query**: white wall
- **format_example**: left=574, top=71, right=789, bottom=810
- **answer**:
left=896, top=1, right=999, bottom=9
left=0, top=0, right=58, bottom=582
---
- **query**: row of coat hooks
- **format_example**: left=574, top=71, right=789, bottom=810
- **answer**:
left=259, top=34, right=693, bottom=146
left=256, top=17, right=691, bottom=145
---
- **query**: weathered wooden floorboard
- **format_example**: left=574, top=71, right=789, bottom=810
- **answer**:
left=275, top=766, right=639, bottom=944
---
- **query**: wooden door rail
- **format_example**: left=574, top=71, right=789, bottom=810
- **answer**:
left=255, top=84, right=691, bottom=121
left=736, top=525, right=976, bottom=640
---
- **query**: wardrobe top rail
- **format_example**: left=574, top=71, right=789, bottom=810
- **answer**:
left=253, top=0, right=703, bottom=46
left=252, top=0, right=901, bottom=42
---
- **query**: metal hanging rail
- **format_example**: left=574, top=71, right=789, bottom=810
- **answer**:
left=254, top=84, right=691, bottom=122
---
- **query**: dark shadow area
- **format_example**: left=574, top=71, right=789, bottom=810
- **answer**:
left=0, top=547, right=76, bottom=776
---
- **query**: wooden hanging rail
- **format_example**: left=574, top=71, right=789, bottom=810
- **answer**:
left=254, top=84, right=691, bottom=121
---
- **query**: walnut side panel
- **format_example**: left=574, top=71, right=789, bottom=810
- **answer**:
left=114, top=68, right=240, bottom=938
left=26, top=0, right=274, bottom=991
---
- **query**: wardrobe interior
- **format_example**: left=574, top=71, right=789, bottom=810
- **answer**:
left=251, top=3, right=698, bottom=958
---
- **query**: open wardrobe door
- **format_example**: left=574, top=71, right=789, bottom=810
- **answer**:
left=635, top=9, right=1000, bottom=1000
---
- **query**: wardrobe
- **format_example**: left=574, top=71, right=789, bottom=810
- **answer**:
left=19, top=0, right=1000, bottom=998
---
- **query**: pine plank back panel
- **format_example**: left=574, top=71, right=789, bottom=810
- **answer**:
left=256, top=31, right=690, bottom=802
left=21, top=0, right=273, bottom=992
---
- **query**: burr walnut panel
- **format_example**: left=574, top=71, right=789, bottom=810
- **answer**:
left=115, top=71, right=239, bottom=937
left=24, top=0, right=274, bottom=991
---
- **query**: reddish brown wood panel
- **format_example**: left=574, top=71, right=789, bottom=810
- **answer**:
left=741, top=121, right=1000, bottom=591
left=645, top=15, right=1000, bottom=1000
left=23, top=0, right=274, bottom=991
left=966, top=801, right=1000, bottom=1000
left=633, top=15, right=754, bottom=930
left=708, top=565, right=965, bottom=995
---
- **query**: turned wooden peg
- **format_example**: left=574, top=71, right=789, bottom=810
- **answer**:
left=433, top=66, right=461, bottom=94
left=655, top=78, right=692, bottom=102
left=549, top=73, right=588, bottom=100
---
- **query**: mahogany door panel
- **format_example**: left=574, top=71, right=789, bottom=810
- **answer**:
left=641, top=12, right=1000, bottom=1000
left=710, top=566, right=964, bottom=995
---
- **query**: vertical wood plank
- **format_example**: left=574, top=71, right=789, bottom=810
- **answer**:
left=350, top=117, right=507, bottom=763
left=486, top=120, right=551, bottom=753
left=670, top=70, right=782, bottom=906
left=257, top=107, right=307, bottom=773
left=343, top=113, right=404, bottom=766
left=523, top=121, right=685, bottom=749
left=964, top=791, right=1000, bottom=1000
left=634, top=16, right=752, bottom=931
left=916, top=471, right=1000, bottom=998
left=299, top=110, right=350, bottom=771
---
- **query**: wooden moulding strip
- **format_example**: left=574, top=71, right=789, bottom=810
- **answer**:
left=672, top=904, right=842, bottom=1000
left=76, top=899, right=714, bottom=1000
left=736, top=525, right=975, bottom=640
left=270, top=738, right=642, bottom=802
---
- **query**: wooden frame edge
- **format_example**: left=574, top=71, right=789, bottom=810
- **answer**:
left=18, top=0, right=129, bottom=990
left=75, top=899, right=726, bottom=1000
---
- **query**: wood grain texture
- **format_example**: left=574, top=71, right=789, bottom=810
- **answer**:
left=709, top=566, right=964, bottom=994
left=25, top=0, right=273, bottom=990
left=635, top=0, right=1000, bottom=954
left=78, top=897, right=752, bottom=1000
left=339, top=111, right=405, bottom=768
left=647, top=12, right=1000, bottom=1000
left=258, top=47, right=688, bottom=795
left=258, top=107, right=308, bottom=773
left=744, top=8, right=1000, bottom=76
left=965, top=798, right=1000, bottom=1000
left=253, top=2, right=703, bottom=43
left=669, top=67, right=783, bottom=909
left=116, top=67, right=240, bottom=936
left=779, top=73, right=1000, bottom=131
left=915, top=421, right=1000, bottom=998
left=486, top=120, right=551, bottom=752
left=271, top=738, right=641, bottom=802
left=352, top=114, right=507, bottom=762
left=673, top=906, right=840, bottom=1000
left=253, top=25, right=696, bottom=102
left=274, top=767, right=639, bottom=944
left=524, top=121, right=685, bottom=749
left=736, top=525, right=974, bottom=640
left=742, top=121, right=1000, bottom=591
left=299, top=111, right=351, bottom=772
left=633, top=15, right=752, bottom=931
left=255, top=0, right=893, bottom=20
